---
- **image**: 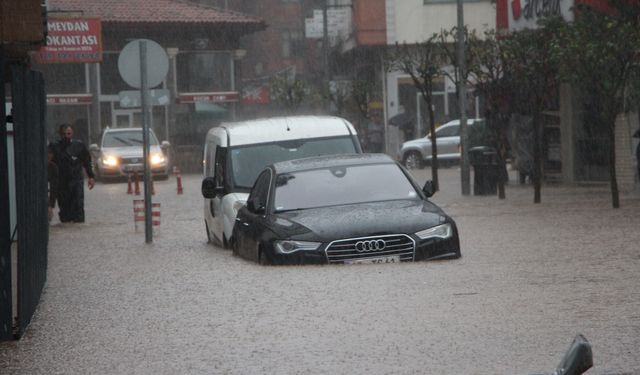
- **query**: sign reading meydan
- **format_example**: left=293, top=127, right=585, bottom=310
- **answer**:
left=508, top=0, right=574, bottom=30
left=36, top=17, right=103, bottom=64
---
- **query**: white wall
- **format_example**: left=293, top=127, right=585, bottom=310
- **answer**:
left=387, top=0, right=495, bottom=44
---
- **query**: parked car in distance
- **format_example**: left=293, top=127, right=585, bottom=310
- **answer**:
left=399, top=118, right=485, bottom=169
left=219, top=153, right=460, bottom=265
left=201, top=116, right=363, bottom=248
left=89, top=127, right=170, bottom=180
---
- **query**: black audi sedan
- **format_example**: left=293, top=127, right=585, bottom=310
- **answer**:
left=216, top=153, right=460, bottom=265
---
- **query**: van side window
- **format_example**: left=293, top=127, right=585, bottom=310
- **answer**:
left=206, top=142, right=216, bottom=176
left=215, top=145, right=226, bottom=188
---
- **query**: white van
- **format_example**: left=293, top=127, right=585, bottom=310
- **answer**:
left=201, top=116, right=362, bottom=247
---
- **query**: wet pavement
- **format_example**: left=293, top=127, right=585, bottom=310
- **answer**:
left=1, top=167, right=639, bottom=375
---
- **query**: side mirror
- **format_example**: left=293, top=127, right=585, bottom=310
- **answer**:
left=554, top=335, right=593, bottom=375
left=201, top=177, right=224, bottom=198
left=422, top=180, right=435, bottom=198
left=89, top=144, right=99, bottom=152
left=161, top=140, right=170, bottom=149
left=247, top=198, right=265, bottom=214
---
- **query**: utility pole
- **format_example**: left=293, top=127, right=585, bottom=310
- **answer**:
left=322, top=0, right=330, bottom=111
left=457, top=0, right=470, bottom=196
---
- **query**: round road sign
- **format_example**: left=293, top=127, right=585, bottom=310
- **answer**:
left=118, top=39, right=169, bottom=89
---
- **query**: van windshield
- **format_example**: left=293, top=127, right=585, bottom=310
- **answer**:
left=229, top=136, right=357, bottom=189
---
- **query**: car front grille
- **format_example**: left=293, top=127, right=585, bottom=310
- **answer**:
left=325, top=234, right=415, bottom=264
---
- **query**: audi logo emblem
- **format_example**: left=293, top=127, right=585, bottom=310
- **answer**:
left=355, top=239, right=386, bottom=252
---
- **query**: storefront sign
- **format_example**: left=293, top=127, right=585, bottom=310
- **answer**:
left=46, top=94, right=93, bottom=105
left=36, top=17, right=102, bottom=64
left=242, top=85, right=270, bottom=105
left=508, top=0, right=573, bottom=30
left=177, top=92, right=239, bottom=103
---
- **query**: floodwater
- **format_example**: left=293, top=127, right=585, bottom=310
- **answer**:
left=1, top=167, right=639, bottom=375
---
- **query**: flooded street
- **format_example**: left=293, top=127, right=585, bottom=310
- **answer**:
left=1, top=168, right=639, bottom=375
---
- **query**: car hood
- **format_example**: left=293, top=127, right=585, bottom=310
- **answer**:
left=270, top=199, right=448, bottom=241
left=101, top=146, right=162, bottom=158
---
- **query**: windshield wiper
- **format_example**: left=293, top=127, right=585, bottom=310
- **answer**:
left=275, top=207, right=307, bottom=213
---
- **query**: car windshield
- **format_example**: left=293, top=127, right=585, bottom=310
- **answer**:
left=273, top=163, right=420, bottom=212
left=229, top=136, right=357, bottom=189
left=102, top=130, right=159, bottom=147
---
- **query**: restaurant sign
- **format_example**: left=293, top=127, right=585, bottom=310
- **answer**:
left=36, top=17, right=102, bottom=64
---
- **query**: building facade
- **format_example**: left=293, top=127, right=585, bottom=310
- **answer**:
left=35, top=0, right=264, bottom=171
left=496, top=0, right=639, bottom=189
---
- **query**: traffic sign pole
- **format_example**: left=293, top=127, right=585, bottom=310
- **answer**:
left=140, top=40, right=153, bottom=243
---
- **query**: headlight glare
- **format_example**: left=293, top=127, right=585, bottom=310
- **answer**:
left=102, top=155, right=119, bottom=167
left=415, top=223, right=452, bottom=240
left=274, top=240, right=321, bottom=254
left=150, top=153, right=165, bottom=165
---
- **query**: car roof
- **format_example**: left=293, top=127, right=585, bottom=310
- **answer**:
left=272, top=153, right=394, bottom=174
left=211, top=116, right=357, bottom=146
left=441, top=118, right=484, bottom=127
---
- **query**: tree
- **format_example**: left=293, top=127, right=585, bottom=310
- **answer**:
left=543, top=0, right=640, bottom=208
left=269, top=69, right=311, bottom=114
left=466, top=30, right=515, bottom=199
left=501, top=27, right=559, bottom=204
left=388, top=35, right=444, bottom=190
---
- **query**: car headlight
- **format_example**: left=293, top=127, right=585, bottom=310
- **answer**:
left=274, top=240, right=321, bottom=254
left=415, top=223, right=452, bottom=240
left=150, top=153, right=166, bottom=165
left=101, top=155, right=119, bottom=167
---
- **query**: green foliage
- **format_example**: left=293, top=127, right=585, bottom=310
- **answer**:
left=387, top=35, right=442, bottom=105
left=269, top=71, right=311, bottom=112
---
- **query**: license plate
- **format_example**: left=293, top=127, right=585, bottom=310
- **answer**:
left=345, top=255, right=400, bottom=265
left=124, top=165, right=143, bottom=172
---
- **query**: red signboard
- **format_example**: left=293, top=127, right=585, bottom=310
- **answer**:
left=176, top=92, right=239, bottom=103
left=242, top=85, right=270, bottom=105
left=46, top=94, right=93, bottom=105
left=36, top=17, right=102, bottom=64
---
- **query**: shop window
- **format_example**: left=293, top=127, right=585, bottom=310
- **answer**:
left=282, top=30, right=304, bottom=59
left=177, top=51, right=232, bottom=93
left=34, top=63, right=86, bottom=94
left=101, top=52, right=134, bottom=95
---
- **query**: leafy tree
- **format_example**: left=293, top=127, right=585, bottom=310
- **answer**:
left=387, top=35, right=444, bottom=190
left=269, top=70, right=310, bottom=113
left=501, top=27, right=559, bottom=204
left=543, top=1, right=640, bottom=208
left=467, top=30, right=515, bottom=199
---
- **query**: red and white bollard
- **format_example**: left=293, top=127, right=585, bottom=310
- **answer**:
left=127, top=173, right=133, bottom=194
left=134, top=172, right=141, bottom=195
left=176, top=168, right=183, bottom=195
left=133, top=199, right=161, bottom=234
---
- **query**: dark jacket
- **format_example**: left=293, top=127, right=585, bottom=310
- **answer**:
left=48, top=161, right=59, bottom=208
left=51, top=139, right=95, bottom=181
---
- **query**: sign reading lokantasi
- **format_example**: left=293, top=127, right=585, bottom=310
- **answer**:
left=36, top=17, right=102, bottom=64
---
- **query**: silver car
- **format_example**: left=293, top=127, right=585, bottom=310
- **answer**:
left=90, top=127, right=171, bottom=180
left=398, top=118, right=484, bottom=168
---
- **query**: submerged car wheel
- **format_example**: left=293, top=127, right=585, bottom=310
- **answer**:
left=403, top=151, right=424, bottom=169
